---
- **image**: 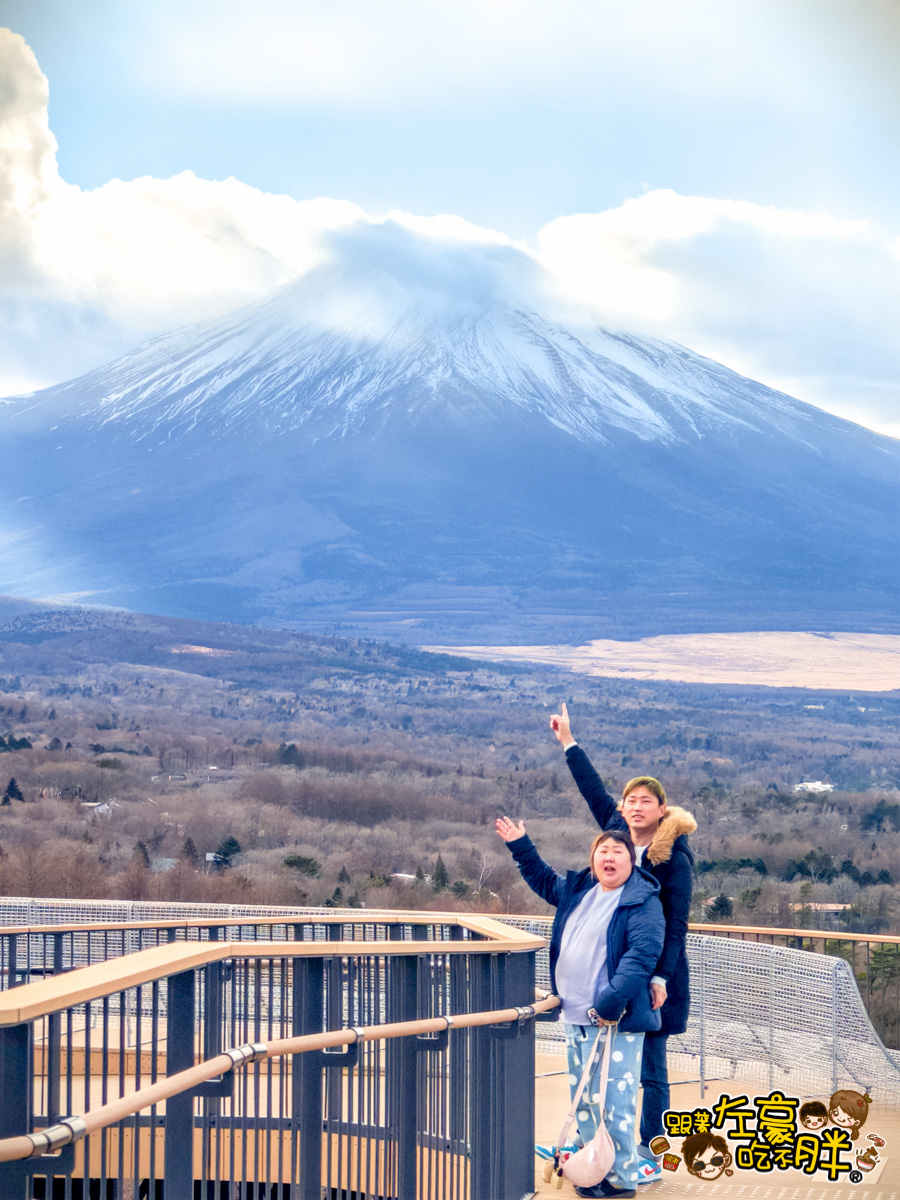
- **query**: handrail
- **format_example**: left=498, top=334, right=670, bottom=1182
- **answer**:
left=520, top=915, right=900, bottom=947
left=0, top=916, right=546, bottom=1025
left=689, top=921, right=900, bottom=945
left=0, top=992, right=561, bottom=1162
left=0, top=910, right=506, bottom=937
left=5, top=910, right=899, bottom=947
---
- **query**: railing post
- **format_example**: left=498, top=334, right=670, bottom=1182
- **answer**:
left=392, top=955, right=419, bottom=1200
left=767, top=953, right=774, bottom=1089
left=0, top=1023, right=33, bottom=1199
left=698, top=938, right=706, bottom=1099
left=164, top=970, right=196, bottom=1200
left=293, top=956, right=325, bottom=1200
left=832, top=959, right=839, bottom=1095
left=469, top=953, right=495, bottom=1200
left=8, top=931, right=20, bottom=989
left=448, top=932, right=468, bottom=1156
left=46, top=933, right=65, bottom=1122
left=494, top=950, right=536, bottom=1200
left=203, top=952, right=223, bottom=1061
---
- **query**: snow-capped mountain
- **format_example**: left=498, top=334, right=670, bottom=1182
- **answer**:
left=1, top=234, right=898, bottom=642
left=9, top=252, right=882, bottom=450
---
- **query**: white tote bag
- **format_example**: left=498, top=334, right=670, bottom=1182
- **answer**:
left=557, top=1025, right=617, bottom=1188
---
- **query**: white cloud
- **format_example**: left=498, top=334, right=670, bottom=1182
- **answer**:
left=134, top=1, right=703, bottom=107
left=537, top=191, right=900, bottom=434
left=0, top=29, right=369, bottom=391
left=128, top=0, right=825, bottom=111
left=1, top=26, right=899, bottom=438
left=138, top=0, right=900, bottom=154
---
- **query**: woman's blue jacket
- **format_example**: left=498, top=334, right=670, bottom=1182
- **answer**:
left=506, top=833, right=665, bottom=1032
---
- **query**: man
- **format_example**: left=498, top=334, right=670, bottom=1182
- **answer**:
left=496, top=818, right=664, bottom=1198
left=550, top=703, right=696, bottom=1164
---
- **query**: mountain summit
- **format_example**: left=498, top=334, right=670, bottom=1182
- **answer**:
left=2, top=225, right=898, bottom=641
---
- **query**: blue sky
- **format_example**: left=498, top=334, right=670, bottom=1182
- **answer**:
left=1, top=0, right=899, bottom=435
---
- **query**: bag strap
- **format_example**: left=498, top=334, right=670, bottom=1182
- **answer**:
left=594, top=1023, right=614, bottom=1110
left=556, top=1025, right=615, bottom=1155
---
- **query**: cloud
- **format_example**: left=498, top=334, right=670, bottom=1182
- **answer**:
left=537, top=192, right=900, bottom=435
left=0, top=29, right=368, bottom=390
left=1, top=26, right=899, bottom=438
left=131, top=0, right=852, bottom=115
left=131, top=0, right=737, bottom=109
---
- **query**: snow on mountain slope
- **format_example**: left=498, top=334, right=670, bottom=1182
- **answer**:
left=0, top=225, right=897, bottom=640
left=5, top=242, right=875, bottom=454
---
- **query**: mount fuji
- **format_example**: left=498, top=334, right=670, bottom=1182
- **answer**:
left=1, top=225, right=898, bottom=642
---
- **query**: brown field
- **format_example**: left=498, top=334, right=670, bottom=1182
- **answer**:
left=427, top=631, right=900, bottom=691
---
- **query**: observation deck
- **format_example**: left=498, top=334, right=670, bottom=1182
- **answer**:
left=1, top=898, right=899, bottom=1199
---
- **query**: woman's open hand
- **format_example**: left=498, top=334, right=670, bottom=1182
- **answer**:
left=495, top=815, right=526, bottom=843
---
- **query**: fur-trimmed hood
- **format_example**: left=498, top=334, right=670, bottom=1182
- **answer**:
left=645, top=804, right=697, bottom=867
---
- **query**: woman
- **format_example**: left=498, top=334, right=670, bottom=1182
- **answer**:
left=496, top=817, right=664, bottom=1199
left=551, top=703, right=696, bottom=1160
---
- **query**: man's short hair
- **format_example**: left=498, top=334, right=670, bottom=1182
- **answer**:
left=590, top=827, right=636, bottom=867
left=622, top=775, right=667, bottom=805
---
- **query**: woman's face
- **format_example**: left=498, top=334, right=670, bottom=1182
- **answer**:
left=591, top=838, right=633, bottom=890
left=831, top=1106, right=856, bottom=1129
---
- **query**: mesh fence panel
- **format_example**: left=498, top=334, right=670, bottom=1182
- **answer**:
left=4, top=899, right=900, bottom=1103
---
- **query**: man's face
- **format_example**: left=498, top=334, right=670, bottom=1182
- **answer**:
left=621, top=786, right=665, bottom=835
left=592, top=838, right=633, bottom=891
left=803, top=1113, right=826, bottom=1130
left=690, top=1148, right=730, bottom=1179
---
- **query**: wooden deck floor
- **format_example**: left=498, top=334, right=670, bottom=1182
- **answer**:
left=534, top=1054, right=900, bottom=1200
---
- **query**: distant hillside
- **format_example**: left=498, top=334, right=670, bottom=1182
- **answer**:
left=1, top=599, right=899, bottom=936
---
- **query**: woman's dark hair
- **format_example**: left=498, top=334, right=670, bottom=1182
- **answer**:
left=589, top=827, right=636, bottom=868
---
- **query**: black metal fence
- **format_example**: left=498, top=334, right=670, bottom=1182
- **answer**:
left=0, top=917, right=540, bottom=1200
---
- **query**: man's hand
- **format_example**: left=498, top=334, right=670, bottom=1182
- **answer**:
left=495, top=815, right=526, bottom=843
left=650, top=981, right=668, bottom=1010
left=549, top=701, right=576, bottom=749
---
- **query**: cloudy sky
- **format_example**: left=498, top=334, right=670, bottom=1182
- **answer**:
left=1, top=0, right=899, bottom=435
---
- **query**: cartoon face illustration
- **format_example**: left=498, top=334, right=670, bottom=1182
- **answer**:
left=682, top=1133, right=732, bottom=1180
left=828, top=1089, right=871, bottom=1140
left=800, top=1101, right=828, bottom=1130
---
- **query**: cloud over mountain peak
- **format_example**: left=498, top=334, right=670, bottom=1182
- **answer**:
left=1, top=25, right=900, bottom=435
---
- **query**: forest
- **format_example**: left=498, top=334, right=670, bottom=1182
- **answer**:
left=1, top=599, right=899, bottom=933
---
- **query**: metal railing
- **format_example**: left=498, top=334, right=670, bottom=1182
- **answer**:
left=6, top=899, right=900, bottom=1046
left=0, top=914, right=547, bottom=1200
left=492, top=913, right=900, bottom=1052
left=497, top=915, right=900, bottom=1104
left=691, top=922, right=900, bottom=1049
left=5, top=899, right=900, bottom=1161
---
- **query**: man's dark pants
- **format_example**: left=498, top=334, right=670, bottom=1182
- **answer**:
left=639, top=1031, right=669, bottom=1149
